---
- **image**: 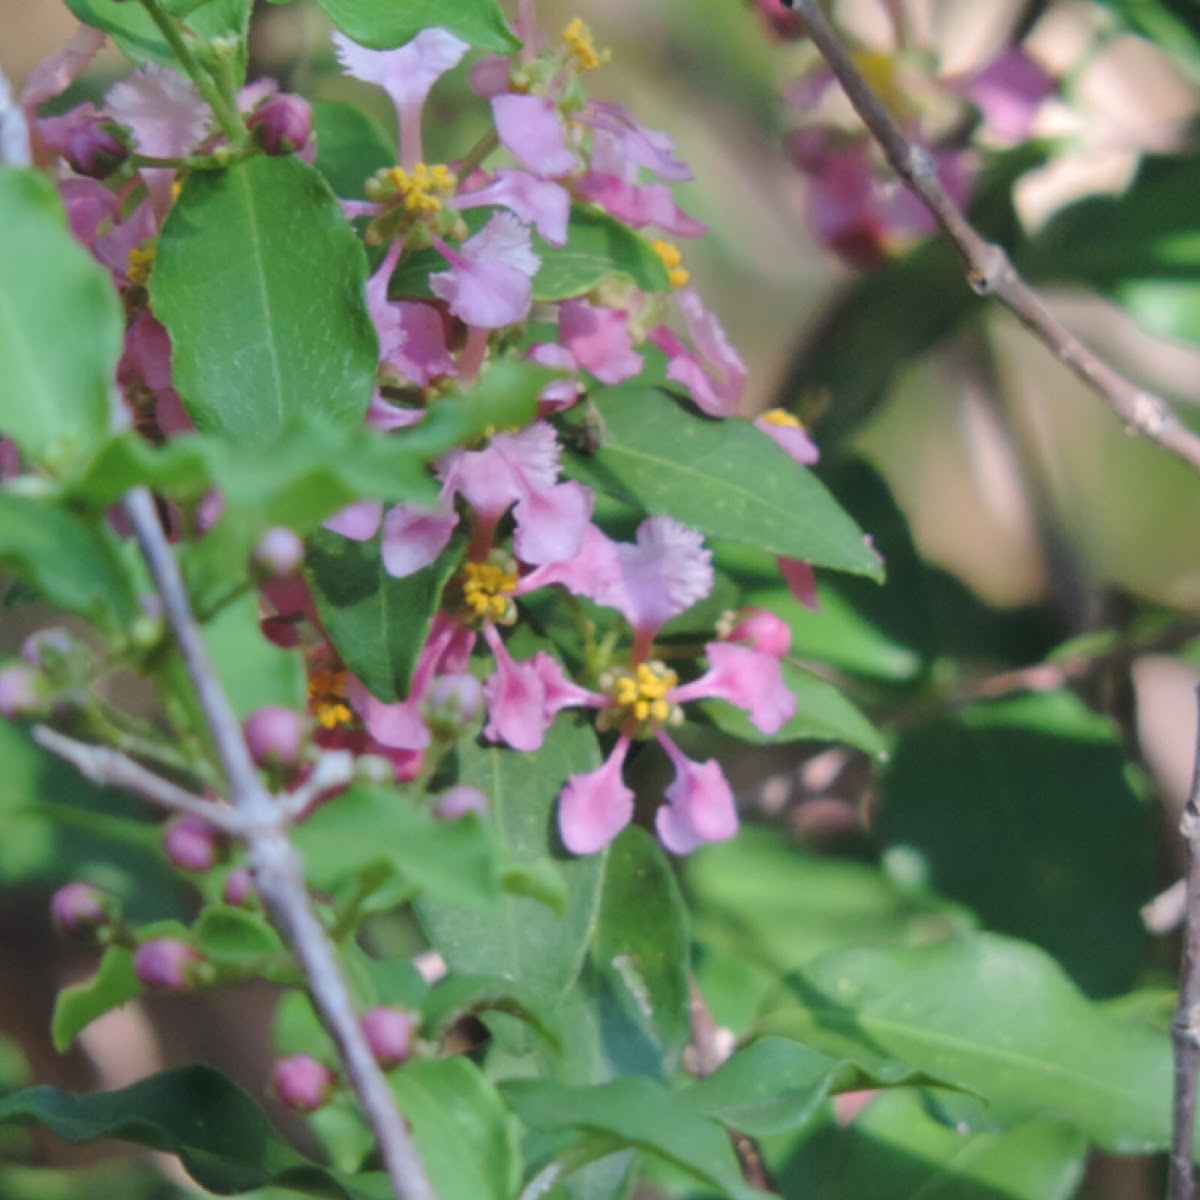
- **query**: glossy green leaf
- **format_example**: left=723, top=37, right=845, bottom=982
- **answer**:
left=312, top=100, right=395, bottom=199
left=0, top=169, right=119, bottom=476
left=202, top=590, right=305, bottom=717
left=503, top=1076, right=770, bottom=1200
left=562, top=389, right=881, bottom=577
left=770, top=1089, right=1086, bottom=1200
left=700, top=659, right=886, bottom=758
left=533, top=208, right=671, bottom=301
left=314, top=0, right=518, bottom=51
left=0, top=494, right=138, bottom=630
left=416, top=718, right=605, bottom=1004
left=0, top=1065, right=386, bottom=1199
left=879, top=691, right=1152, bottom=996
left=51, top=945, right=140, bottom=1053
left=291, top=785, right=501, bottom=905
left=191, top=905, right=284, bottom=968
left=306, top=530, right=462, bottom=703
left=420, top=974, right=561, bottom=1049
left=64, top=0, right=252, bottom=71
left=390, top=1058, right=522, bottom=1200
left=587, top=827, right=691, bottom=1078
left=759, top=933, right=1177, bottom=1154
left=152, top=156, right=377, bottom=449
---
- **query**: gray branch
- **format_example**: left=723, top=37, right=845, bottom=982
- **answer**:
left=786, top=0, right=1200, bottom=475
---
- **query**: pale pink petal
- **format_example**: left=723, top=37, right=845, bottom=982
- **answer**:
left=576, top=173, right=707, bottom=238
left=654, top=735, right=739, bottom=854
left=512, top=479, right=593, bottom=565
left=516, top=524, right=624, bottom=605
left=455, top=168, right=570, bottom=246
left=559, top=299, right=642, bottom=384
left=724, top=608, right=792, bottom=658
left=20, top=25, right=107, bottom=106
left=615, top=516, right=713, bottom=636
left=756, top=415, right=820, bottom=465
left=672, top=642, right=796, bottom=735
left=380, top=498, right=459, bottom=577
left=578, top=101, right=691, bottom=181
left=469, top=54, right=512, bottom=98
left=493, top=93, right=579, bottom=177
left=559, top=736, right=634, bottom=854
left=348, top=678, right=431, bottom=751
left=482, top=626, right=548, bottom=752
left=430, top=212, right=539, bottom=328
left=960, top=48, right=1053, bottom=145
left=366, top=394, right=425, bottom=431
left=324, top=499, right=384, bottom=541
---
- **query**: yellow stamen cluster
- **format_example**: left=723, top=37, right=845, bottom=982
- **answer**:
left=386, top=162, right=457, bottom=214
left=308, top=666, right=354, bottom=730
left=610, top=661, right=680, bottom=725
left=759, top=408, right=803, bottom=429
left=461, top=558, right=519, bottom=624
left=563, top=17, right=610, bottom=71
left=127, top=246, right=156, bottom=287
left=652, top=240, right=690, bottom=289
left=851, top=50, right=909, bottom=116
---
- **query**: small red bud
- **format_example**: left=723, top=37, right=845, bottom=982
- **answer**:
left=64, top=116, right=130, bottom=179
left=135, top=938, right=204, bottom=992
left=433, top=784, right=490, bottom=821
left=244, top=706, right=307, bottom=770
left=51, top=881, right=115, bottom=937
left=223, top=866, right=256, bottom=908
left=724, top=607, right=792, bottom=658
left=247, top=94, right=313, bottom=156
left=163, top=815, right=224, bottom=873
left=362, top=1007, right=418, bottom=1067
left=272, top=1055, right=335, bottom=1112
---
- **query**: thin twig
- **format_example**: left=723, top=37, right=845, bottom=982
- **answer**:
left=278, top=750, right=357, bottom=822
left=31, top=725, right=240, bottom=831
left=1170, top=683, right=1200, bottom=1199
left=120, top=488, right=434, bottom=1200
left=785, top=0, right=1200, bottom=476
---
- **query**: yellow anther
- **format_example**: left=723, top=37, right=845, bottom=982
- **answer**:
left=307, top=666, right=355, bottom=730
left=610, top=661, right=679, bottom=727
left=563, top=17, right=609, bottom=71
left=760, top=408, right=803, bottom=429
left=127, top=245, right=156, bottom=286
left=385, top=161, right=457, bottom=214
left=461, top=559, right=519, bottom=623
left=652, top=239, right=690, bottom=288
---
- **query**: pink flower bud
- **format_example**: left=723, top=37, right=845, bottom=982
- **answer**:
left=223, top=866, right=256, bottom=908
left=433, top=784, right=490, bottom=821
left=244, top=706, right=307, bottom=770
left=252, top=527, right=305, bottom=578
left=21, top=627, right=75, bottom=669
left=724, top=608, right=792, bottom=658
left=753, top=0, right=808, bottom=40
left=272, top=1055, right=335, bottom=1112
left=64, top=116, right=130, bottom=178
left=135, top=938, right=204, bottom=992
left=51, top=881, right=114, bottom=937
left=0, top=665, right=45, bottom=717
left=422, top=673, right=484, bottom=736
left=163, top=815, right=224, bottom=873
left=362, top=1007, right=418, bottom=1067
left=248, top=94, right=313, bottom=156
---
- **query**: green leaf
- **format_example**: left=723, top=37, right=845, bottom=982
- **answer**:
left=152, top=156, right=377, bottom=449
left=0, top=493, right=138, bottom=630
left=416, top=718, right=605, bottom=1005
left=291, top=785, right=501, bottom=905
left=191, top=905, right=284, bottom=968
left=0, top=1065, right=385, bottom=1199
left=314, top=0, right=518, bottom=51
left=0, top=169, right=119, bottom=477
left=503, top=1077, right=770, bottom=1200
left=562, top=388, right=881, bottom=577
left=759, top=932, right=1178, bottom=1154
left=878, top=691, right=1152, bottom=996
left=681, top=1038, right=855, bottom=1138
left=534, top=207, right=671, bottom=301
left=701, top=659, right=886, bottom=758
left=390, top=1058, right=522, bottom=1200
left=770, top=1089, right=1086, bottom=1200
left=51, top=945, right=140, bottom=1053
left=587, top=827, right=691, bottom=1078
left=202, top=590, right=305, bottom=717
left=420, top=974, right=561, bottom=1049
left=312, top=100, right=395, bottom=200
left=64, top=0, right=253, bottom=71
left=306, top=530, right=462, bottom=703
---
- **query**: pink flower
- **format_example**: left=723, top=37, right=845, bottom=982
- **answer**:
left=559, top=736, right=636, bottom=854
left=654, top=740, right=739, bottom=855
left=672, top=642, right=796, bottom=734
left=332, top=28, right=469, bottom=167
left=430, top=211, right=540, bottom=328
left=557, top=298, right=643, bottom=384
left=650, top=289, right=747, bottom=418
left=493, top=93, right=579, bottom=176
left=368, top=240, right=456, bottom=387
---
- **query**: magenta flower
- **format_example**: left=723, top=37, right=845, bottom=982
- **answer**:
left=650, top=289, right=747, bottom=418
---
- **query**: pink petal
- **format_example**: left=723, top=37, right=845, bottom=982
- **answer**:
left=578, top=101, right=692, bottom=181
left=615, top=516, right=713, bottom=636
left=430, top=212, right=538, bottom=328
left=559, top=299, right=643, bottom=384
left=576, top=173, right=707, bottom=238
left=672, top=642, right=796, bottom=735
left=456, top=168, right=570, bottom=246
left=779, top=558, right=820, bottom=610
left=512, top=479, right=593, bottom=566
left=348, top=678, right=431, bottom=751
left=20, top=25, right=107, bottom=106
left=380, top=497, right=459, bottom=577
left=516, top=524, right=624, bottom=605
left=559, top=736, right=634, bottom=854
left=324, top=499, right=384, bottom=541
left=481, top=626, right=548, bottom=752
left=654, top=736, right=739, bottom=854
left=756, top=415, right=820, bottom=466
left=492, top=93, right=579, bottom=177
left=961, top=48, right=1053, bottom=146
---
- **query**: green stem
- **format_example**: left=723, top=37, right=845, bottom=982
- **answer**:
left=136, top=0, right=246, bottom=145
left=455, top=128, right=500, bottom=183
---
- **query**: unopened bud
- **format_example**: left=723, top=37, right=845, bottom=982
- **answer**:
left=64, top=116, right=130, bottom=179
left=723, top=607, right=792, bottom=658
left=0, top=664, right=45, bottom=717
left=248, top=94, right=313, bottom=156
left=362, top=1006, right=418, bottom=1067
left=21, top=627, right=75, bottom=670
left=433, top=784, right=490, bottom=821
left=422, top=673, right=483, bottom=737
left=163, top=815, right=224, bottom=873
left=244, top=705, right=307, bottom=770
left=272, top=1055, right=335, bottom=1112
left=51, top=881, right=116, bottom=937
left=223, top=866, right=256, bottom=908
left=135, top=938, right=204, bottom=991
left=252, top=526, right=305, bottom=578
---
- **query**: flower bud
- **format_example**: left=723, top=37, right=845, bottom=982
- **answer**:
left=422, top=673, right=483, bottom=738
left=244, top=705, right=307, bottom=770
left=223, top=866, right=256, bottom=908
left=51, top=881, right=115, bottom=937
left=362, top=1006, right=418, bottom=1067
left=723, top=608, right=791, bottom=658
left=0, top=664, right=45, bottom=718
left=163, top=815, right=224, bottom=873
left=433, top=784, right=490, bottom=821
left=64, top=116, right=130, bottom=179
left=252, top=526, right=305, bottom=579
left=21, top=627, right=75, bottom=670
left=248, top=94, right=313, bottom=156
left=272, top=1055, right=335, bottom=1112
left=135, top=938, right=204, bottom=992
